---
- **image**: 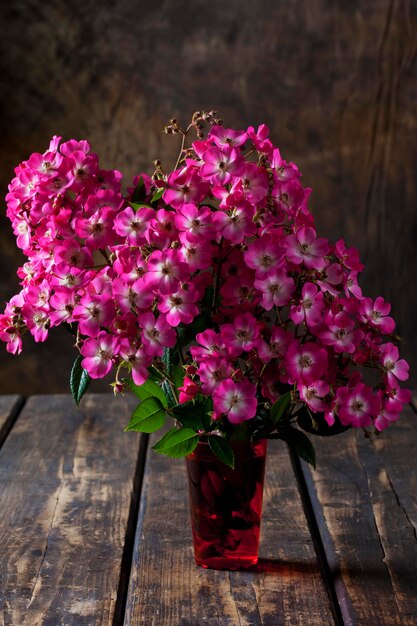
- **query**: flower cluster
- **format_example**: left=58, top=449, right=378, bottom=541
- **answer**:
left=0, top=113, right=411, bottom=464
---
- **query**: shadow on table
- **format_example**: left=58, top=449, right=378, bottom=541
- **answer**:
left=255, top=558, right=321, bottom=576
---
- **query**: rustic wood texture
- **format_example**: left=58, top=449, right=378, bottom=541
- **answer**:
left=0, top=394, right=142, bottom=626
left=0, top=0, right=416, bottom=393
left=0, top=395, right=23, bottom=447
left=300, top=404, right=417, bottom=626
left=124, top=437, right=336, bottom=625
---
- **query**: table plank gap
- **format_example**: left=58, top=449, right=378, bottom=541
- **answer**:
left=112, top=433, right=149, bottom=626
left=0, top=395, right=25, bottom=449
left=0, top=393, right=141, bottom=626
left=124, top=437, right=336, bottom=626
left=301, top=403, right=417, bottom=626
left=289, top=450, right=346, bottom=626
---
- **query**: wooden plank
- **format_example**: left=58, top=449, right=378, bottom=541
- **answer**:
left=124, top=438, right=336, bottom=625
left=0, top=395, right=24, bottom=447
left=300, top=403, right=417, bottom=626
left=0, top=394, right=143, bottom=626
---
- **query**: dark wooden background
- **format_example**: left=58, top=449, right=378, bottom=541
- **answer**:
left=0, top=0, right=416, bottom=394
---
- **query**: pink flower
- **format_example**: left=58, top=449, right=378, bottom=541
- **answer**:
left=238, top=163, right=269, bottom=203
left=286, top=342, right=328, bottom=385
left=191, top=330, right=226, bottom=361
left=220, top=313, right=261, bottom=356
left=254, top=270, right=295, bottom=310
left=158, top=284, right=199, bottom=327
left=73, top=293, right=116, bottom=338
left=179, top=232, right=212, bottom=271
left=213, top=378, right=257, bottom=424
left=80, top=331, right=119, bottom=378
left=140, top=313, right=176, bottom=357
left=285, top=227, right=329, bottom=269
left=334, top=239, right=364, bottom=272
left=360, top=296, right=395, bottom=334
left=212, top=202, right=256, bottom=244
left=163, top=167, right=208, bottom=208
left=380, top=343, right=409, bottom=384
left=174, top=204, right=213, bottom=241
left=320, top=311, right=363, bottom=354
left=21, top=304, right=50, bottom=342
left=198, top=358, right=233, bottom=394
left=271, top=148, right=299, bottom=182
left=247, top=124, right=273, bottom=155
left=119, top=341, right=151, bottom=386
left=0, top=315, right=23, bottom=354
left=114, top=206, right=154, bottom=245
left=244, top=235, right=284, bottom=277
left=299, top=380, right=330, bottom=412
left=178, top=377, right=200, bottom=403
left=290, top=283, right=324, bottom=327
left=337, top=383, right=379, bottom=427
left=201, top=146, right=245, bottom=185
left=317, top=263, right=344, bottom=295
left=209, top=125, right=248, bottom=148
left=144, top=250, right=188, bottom=294
left=49, top=290, right=77, bottom=325
left=74, top=206, right=117, bottom=250
left=258, top=327, right=294, bottom=362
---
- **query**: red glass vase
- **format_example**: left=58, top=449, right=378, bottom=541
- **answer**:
left=185, top=439, right=267, bottom=570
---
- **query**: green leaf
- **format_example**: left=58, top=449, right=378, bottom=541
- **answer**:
left=152, top=427, right=199, bottom=458
left=297, top=407, right=351, bottom=437
left=270, top=392, right=291, bottom=426
left=209, top=435, right=235, bottom=468
left=162, top=380, right=176, bottom=408
left=148, top=366, right=165, bottom=383
left=150, top=187, right=164, bottom=204
left=126, top=378, right=168, bottom=408
left=200, top=396, right=213, bottom=430
left=125, top=397, right=166, bottom=433
left=176, top=314, right=211, bottom=348
left=172, top=401, right=205, bottom=430
left=285, top=427, right=316, bottom=469
left=162, top=347, right=173, bottom=377
left=131, top=176, right=147, bottom=203
left=70, top=355, right=91, bottom=405
left=172, top=364, right=185, bottom=389
left=129, top=201, right=152, bottom=212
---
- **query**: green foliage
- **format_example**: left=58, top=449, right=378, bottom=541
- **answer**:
left=171, top=395, right=212, bottom=431
left=150, top=188, right=164, bottom=204
left=131, top=176, right=147, bottom=203
left=172, top=364, right=185, bottom=389
left=129, top=201, right=152, bottom=212
left=209, top=435, right=235, bottom=468
left=152, top=427, right=199, bottom=458
left=176, top=314, right=212, bottom=349
left=70, top=355, right=91, bottom=405
left=126, top=378, right=168, bottom=408
left=270, top=392, right=291, bottom=426
left=171, top=401, right=205, bottom=430
left=125, top=397, right=166, bottom=433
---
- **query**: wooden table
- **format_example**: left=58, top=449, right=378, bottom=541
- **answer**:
left=0, top=395, right=416, bottom=625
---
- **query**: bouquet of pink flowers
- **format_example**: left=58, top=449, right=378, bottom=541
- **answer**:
left=0, top=111, right=410, bottom=468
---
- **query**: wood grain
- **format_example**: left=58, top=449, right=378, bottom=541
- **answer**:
left=0, top=0, right=416, bottom=393
left=124, top=437, right=336, bottom=625
left=0, top=394, right=142, bottom=626
left=300, top=404, right=417, bottom=626
left=0, top=395, right=23, bottom=447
